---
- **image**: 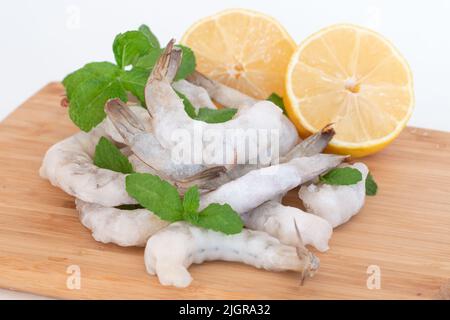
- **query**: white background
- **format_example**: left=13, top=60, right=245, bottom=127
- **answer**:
left=0, top=0, right=449, bottom=299
left=1, top=0, right=450, bottom=131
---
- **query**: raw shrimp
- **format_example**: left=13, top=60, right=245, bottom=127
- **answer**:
left=144, top=221, right=319, bottom=288
left=76, top=199, right=168, bottom=247
left=242, top=201, right=333, bottom=252
left=39, top=122, right=136, bottom=207
left=199, top=154, right=346, bottom=215
left=186, top=71, right=258, bottom=109
left=187, top=71, right=299, bottom=154
left=176, top=124, right=335, bottom=191
left=298, top=163, right=369, bottom=228
left=105, top=98, right=226, bottom=181
left=172, top=79, right=216, bottom=110
left=145, top=40, right=298, bottom=164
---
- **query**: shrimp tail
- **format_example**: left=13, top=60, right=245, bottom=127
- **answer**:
left=281, top=124, right=336, bottom=162
left=294, top=219, right=320, bottom=285
left=175, top=166, right=228, bottom=192
left=104, top=98, right=146, bottom=143
left=147, top=39, right=182, bottom=84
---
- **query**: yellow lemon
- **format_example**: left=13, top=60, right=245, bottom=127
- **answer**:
left=286, top=24, right=414, bottom=157
left=181, top=9, right=296, bottom=99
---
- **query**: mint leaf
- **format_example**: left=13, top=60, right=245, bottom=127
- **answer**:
left=126, top=173, right=183, bottom=222
left=365, top=172, right=378, bottom=196
left=135, top=45, right=196, bottom=80
left=174, top=45, right=196, bottom=80
left=175, top=90, right=197, bottom=118
left=183, top=186, right=200, bottom=214
left=319, top=167, right=362, bottom=185
left=195, top=107, right=237, bottom=123
left=113, top=31, right=153, bottom=69
left=94, top=137, right=134, bottom=174
left=138, top=24, right=160, bottom=49
left=195, top=203, right=243, bottom=235
left=175, top=90, right=237, bottom=123
left=267, top=93, right=287, bottom=115
left=68, top=76, right=128, bottom=132
left=120, top=67, right=150, bottom=105
left=63, top=62, right=121, bottom=100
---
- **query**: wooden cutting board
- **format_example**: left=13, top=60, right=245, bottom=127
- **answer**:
left=0, top=83, right=449, bottom=300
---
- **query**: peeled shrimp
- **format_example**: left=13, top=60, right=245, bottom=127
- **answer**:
left=298, top=163, right=369, bottom=228
left=172, top=79, right=216, bottom=110
left=76, top=199, right=168, bottom=247
left=145, top=40, right=298, bottom=164
left=144, top=221, right=319, bottom=288
left=242, top=201, right=333, bottom=252
left=200, top=154, right=345, bottom=215
left=177, top=125, right=335, bottom=191
left=105, top=99, right=225, bottom=181
left=39, top=122, right=136, bottom=206
left=187, top=71, right=299, bottom=154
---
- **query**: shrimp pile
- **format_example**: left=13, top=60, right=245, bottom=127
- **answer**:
left=40, top=39, right=372, bottom=288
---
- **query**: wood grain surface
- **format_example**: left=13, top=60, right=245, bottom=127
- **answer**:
left=0, top=83, right=449, bottom=299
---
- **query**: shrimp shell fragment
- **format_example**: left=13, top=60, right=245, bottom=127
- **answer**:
left=144, top=222, right=319, bottom=288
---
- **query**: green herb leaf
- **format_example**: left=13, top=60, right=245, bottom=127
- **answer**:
left=63, top=62, right=122, bottom=101
left=93, top=137, right=134, bottom=174
left=183, top=186, right=200, bottom=213
left=68, top=74, right=128, bottom=132
left=174, top=45, right=196, bottom=80
left=138, top=24, right=160, bottom=49
left=175, top=91, right=237, bottom=123
left=195, top=107, right=238, bottom=123
left=182, top=186, right=200, bottom=223
left=175, top=90, right=197, bottom=118
left=319, top=167, right=363, bottom=185
left=135, top=45, right=196, bottom=80
left=195, top=203, right=244, bottom=235
left=365, top=172, right=378, bottom=196
left=267, top=93, right=287, bottom=115
left=113, top=31, right=153, bottom=69
left=120, top=67, right=150, bottom=105
left=126, top=173, right=183, bottom=222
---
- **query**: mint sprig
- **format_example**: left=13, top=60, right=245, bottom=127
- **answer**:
left=113, top=31, right=154, bottom=69
left=175, top=90, right=237, bottom=123
left=267, top=92, right=287, bottom=115
left=365, top=172, right=378, bottom=196
left=126, top=173, right=243, bottom=234
left=138, top=25, right=160, bottom=49
left=62, top=25, right=196, bottom=131
left=135, top=44, right=196, bottom=81
left=319, top=167, right=363, bottom=185
left=93, top=137, right=134, bottom=174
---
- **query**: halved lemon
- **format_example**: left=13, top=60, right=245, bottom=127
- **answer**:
left=181, top=9, right=296, bottom=99
left=286, top=24, right=414, bottom=157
